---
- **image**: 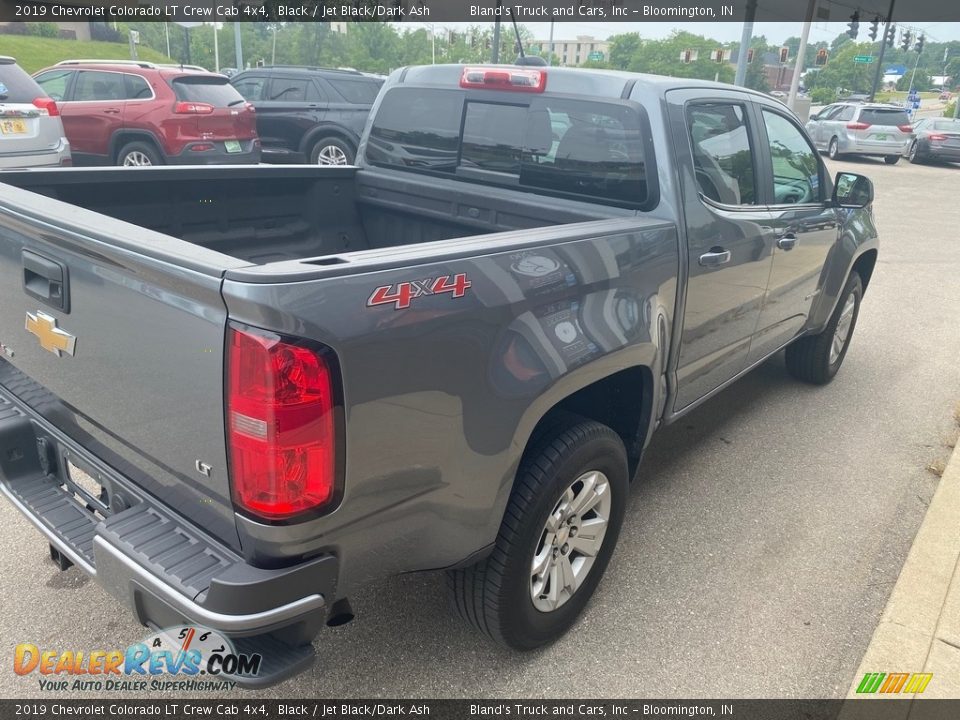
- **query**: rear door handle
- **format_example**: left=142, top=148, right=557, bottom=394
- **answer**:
left=699, top=248, right=732, bottom=268
left=22, top=250, right=70, bottom=312
left=104, top=108, right=121, bottom=114
left=777, top=234, right=798, bottom=251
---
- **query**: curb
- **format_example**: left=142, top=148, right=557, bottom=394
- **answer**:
left=839, top=438, right=960, bottom=712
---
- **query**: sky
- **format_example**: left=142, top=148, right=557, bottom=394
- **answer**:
left=404, top=21, right=960, bottom=45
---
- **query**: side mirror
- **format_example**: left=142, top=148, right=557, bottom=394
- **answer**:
left=832, top=172, right=874, bottom=209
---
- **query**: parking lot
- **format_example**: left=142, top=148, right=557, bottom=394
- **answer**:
left=1, top=153, right=959, bottom=699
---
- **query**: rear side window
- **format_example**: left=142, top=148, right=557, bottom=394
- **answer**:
left=328, top=78, right=381, bottom=104
left=125, top=74, right=153, bottom=100
left=73, top=71, right=125, bottom=101
left=0, top=62, right=48, bottom=103
left=859, top=108, right=910, bottom=126
left=267, top=78, right=310, bottom=102
left=172, top=77, right=245, bottom=107
left=366, top=88, right=651, bottom=208
left=687, top=103, right=757, bottom=206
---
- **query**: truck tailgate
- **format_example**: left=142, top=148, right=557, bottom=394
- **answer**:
left=0, top=182, right=243, bottom=549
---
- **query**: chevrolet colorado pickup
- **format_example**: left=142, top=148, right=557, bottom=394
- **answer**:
left=0, top=65, right=878, bottom=685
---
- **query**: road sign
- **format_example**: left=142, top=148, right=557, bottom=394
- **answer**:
left=853, top=55, right=875, bottom=64
left=588, top=51, right=604, bottom=61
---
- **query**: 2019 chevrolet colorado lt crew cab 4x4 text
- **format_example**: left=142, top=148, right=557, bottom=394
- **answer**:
left=0, top=64, right=878, bottom=685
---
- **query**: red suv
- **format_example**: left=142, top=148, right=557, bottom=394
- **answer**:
left=33, top=60, right=259, bottom=166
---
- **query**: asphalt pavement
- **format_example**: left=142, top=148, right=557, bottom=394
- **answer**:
left=1, top=156, right=959, bottom=700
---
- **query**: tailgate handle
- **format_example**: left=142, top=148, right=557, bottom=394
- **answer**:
left=22, top=250, right=70, bottom=313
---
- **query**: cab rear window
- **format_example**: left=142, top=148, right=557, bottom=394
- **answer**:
left=366, top=87, right=652, bottom=209
left=171, top=77, right=245, bottom=107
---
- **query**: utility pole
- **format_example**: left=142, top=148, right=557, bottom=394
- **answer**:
left=734, top=0, right=757, bottom=87
left=787, top=0, right=815, bottom=111
left=234, top=22, right=243, bottom=70
left=183, top=26, right=191, bottom=66
left=869, top=0, right=897, bottom=101
left=213, top=23, right=220, bottom=73
left=547, top=20, right=554, bottom=67
left=491, top=17, right=501, bottom=62
left=164, top=23, right=170, bottom=58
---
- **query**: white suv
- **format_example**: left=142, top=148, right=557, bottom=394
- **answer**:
left=806, top=102, right=913, bottom=164
left=0, top=57, right=71, bottom=169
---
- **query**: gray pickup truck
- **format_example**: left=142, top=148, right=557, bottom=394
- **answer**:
left=0, top=65, right=878, bottom=685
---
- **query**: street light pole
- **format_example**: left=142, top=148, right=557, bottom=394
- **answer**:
left=787, top=0, right=815, bottom=111
left=234, top=22, right=243, bottom=70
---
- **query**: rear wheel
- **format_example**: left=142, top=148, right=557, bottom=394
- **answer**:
left=785, top=273, right=862, bottom=385
left=884, top=155, right=900, bottom=165
left=828, top=137, right=842, bottom=160
left=447, top=416, right=628, bottom=650
left=117, top=141, right=162, bottom=167
left=309, top=137, right=354, bottom=166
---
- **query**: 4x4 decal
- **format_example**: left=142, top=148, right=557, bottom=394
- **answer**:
left=367, top=273, right=472, bottom=310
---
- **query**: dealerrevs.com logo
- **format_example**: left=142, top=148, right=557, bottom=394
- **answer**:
left=14, top=625, right=262, bottom=692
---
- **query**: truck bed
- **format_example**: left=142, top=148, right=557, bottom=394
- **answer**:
left=0, top=166, right=630, bottom=265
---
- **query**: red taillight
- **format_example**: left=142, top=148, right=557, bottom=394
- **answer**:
left=846, top=122, right=871, bottom=130
left=227, top=326, right=337, bottom=521
left=190, top=143, right=214, bottom=152
left=898, top=124, right=913, bottom=133
left=460, top=66, right=547, bottom=93
left=174, top=101, right=215, bottom=115
left=928, top=133, right=947, bottom=141
left=32, top=97, right=59, bottom=117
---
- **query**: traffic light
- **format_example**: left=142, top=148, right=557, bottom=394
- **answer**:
left=715, top=48, right=725, bottom=64
left=847, top=12, right=860, bottom=40
left=815, top=49, right=828, bottom=66
left=746, top=48, right=755, bottom=63
left=779, top=47, right=789, bottom=64
left=680, top=49, right=693, bottom=64
left=901, top=30, right=912, bottom=52
left=915, top=35, right=925, bottom=54
left=885, top=23, right=896, bottom=48
left=868, top=16, right=880, bottom=41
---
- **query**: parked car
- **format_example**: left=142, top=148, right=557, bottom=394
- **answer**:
left=904, top=117, right=960, bottom=163
left=32, top=60, right=259, bottom=166
left=0, top=65, right=878, bottom=685
left=231, top=65, right=383, bottom=165
left=939, top=91, right=952, bottom=102
left=806, top=101, right=913, bottom=163
left=0, top=56, right=71, bottom=169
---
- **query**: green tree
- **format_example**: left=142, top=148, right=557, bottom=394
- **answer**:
left=608, top=33, right=641, bottom=70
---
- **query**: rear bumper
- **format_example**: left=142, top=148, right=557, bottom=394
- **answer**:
left=926, top=146, right=960, bottom=161
left=167, top=139, right=261, bottom=165
left=0, top=387, right=333, bottom=684
left=0, top=139, right=72, bottom=169
left=839, top=135, right=910, bottom=156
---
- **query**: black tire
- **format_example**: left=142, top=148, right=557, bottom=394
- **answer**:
left=309, top=136, right=354, bottom=165
left=828, top=137, right=842, bottom=160
left=884, top=155, right=900, bottom=165
left=116, top=141, right=163, bottom=167
left=447, top=416, right=628, bottom=650
left=908, top=142, right=923, bottom=164
left=785, top=273, right=863, bottom=385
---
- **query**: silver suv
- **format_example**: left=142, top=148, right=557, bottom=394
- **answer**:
left=0, top=56, right=71, bottom=169
left=806, top=102, right=912, bottom=164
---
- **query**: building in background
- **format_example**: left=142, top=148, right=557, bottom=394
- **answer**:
left=528, top=36, right=610, bottom=67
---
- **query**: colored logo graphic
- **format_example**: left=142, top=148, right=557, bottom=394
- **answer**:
left=856, top=672, right=933, bottom=694
left=14, top=625, right=262, bottom=691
